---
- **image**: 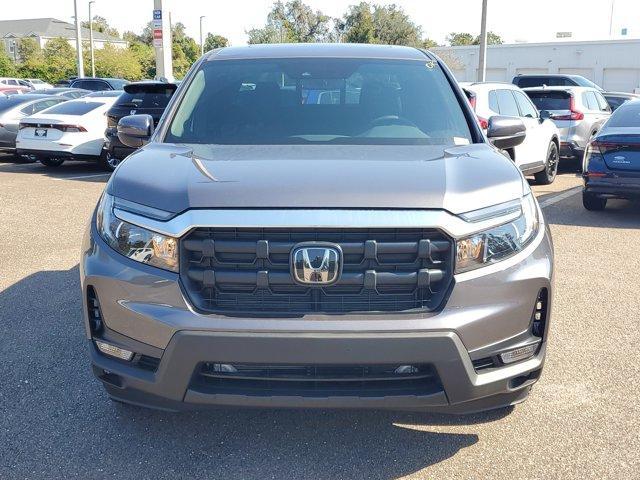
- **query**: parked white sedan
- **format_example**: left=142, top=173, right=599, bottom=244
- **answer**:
left=16, top=96, right=118, bottom=167
left=461, top=82, right=560, bottom=184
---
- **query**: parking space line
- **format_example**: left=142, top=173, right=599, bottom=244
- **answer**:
left=55, top=173, right=111, bottom=180
left=539, top=186, right=581, bottom=209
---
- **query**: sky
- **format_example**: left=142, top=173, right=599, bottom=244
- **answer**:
left=2, top=0, right=639, bottom=46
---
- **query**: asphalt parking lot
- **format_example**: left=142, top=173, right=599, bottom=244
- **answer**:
left=1, top=155, right=639, bottom=480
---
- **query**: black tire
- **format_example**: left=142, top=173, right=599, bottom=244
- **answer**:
left=582, top=192, right=607, bottom=211
left=534, top=142, right=559, bottom=185
left=39, top=157, right=65, bottom=167
left=99, top=149, right=120, bottom=172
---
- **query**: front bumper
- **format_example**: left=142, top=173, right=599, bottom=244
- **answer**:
left=81, top=217, right=553, bottom=413
left=91, top=331, right=543, bottom=413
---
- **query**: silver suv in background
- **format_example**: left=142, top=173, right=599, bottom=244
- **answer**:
left=524, top=86, right=611, bottom=162
left=81, top=44, right=553, bottom=414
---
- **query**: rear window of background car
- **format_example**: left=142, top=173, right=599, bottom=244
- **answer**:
left=516, top=77, right=574, bottom=88
left=41, top=101, right=104, bottom=115
left=526, top=91, right=571, bottom=110
left=606, top=102, right=640, bottom=127
left=115, top=88, right=174, bottom=109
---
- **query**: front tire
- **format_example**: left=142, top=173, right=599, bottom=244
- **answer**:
left=582, top=192, right=607, bottom=211
left=39, top=157, right=65, bottom=167
left=534, top=142, right=559, bottom=185
left=99, top=149, right=120, bottom=172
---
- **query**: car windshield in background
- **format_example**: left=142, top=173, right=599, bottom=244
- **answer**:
left=605, top=102, right=640, bottom=128
left=116, top=87, right=174, bottom=109
left=526, top=91, right=571, bottom=110
left=41, top=101, right=103, bottom=115
left=165, top=58, right=472, bottom=146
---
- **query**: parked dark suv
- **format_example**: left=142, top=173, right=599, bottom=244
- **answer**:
left=513, top=74, right=603, bottom=91
left=70, top=77, right=129, bottom=92
left=103, top=82, right=177, bottom=170
left=81, top=44, right=553, bottom=414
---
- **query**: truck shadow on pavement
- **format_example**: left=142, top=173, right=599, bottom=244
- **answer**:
left=0, top=266, right=512, bottom=479
left=0, top=154, right=110, bottom=182
left=543, top=195, right=640, bottom=229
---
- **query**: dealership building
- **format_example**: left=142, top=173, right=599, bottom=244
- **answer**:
left=433, top=38, right=640, bottom=93
left=0, top=18, right=126, bottom=61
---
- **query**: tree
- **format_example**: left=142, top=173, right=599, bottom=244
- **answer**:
left=371, top=4, right=422, bottom=47
left=16, top=38, right=47, bottom=80
left=123, top=30, right=143, bottom=44
left=42, top=37, right=76, bottom=83
left=0, top=49, right=16, bottom=77
left=247, top=0, right=334, bottom=44
left=17, top=38, right=40, bottom=62
left=204, top=33, right=229, bottom=52
left=340, top=2, right=375, bottom=44
left=447, top=32, right=475, bottom=46
left=422, top=38, right=439, bottom=49
left=90, top=43, right=142, bottom=79
left=481, top=31, right=503, bottom=45
left=128, top=42, right=155, bottom=79
left=136, top=20, right=199, bottom=78
left=81, top=16, right=119, bottom=38
left=338, top=3, right=424, bottom=47
left=171, top=22, right=199, bottom=78
left=447, top=31, right=503, bottom=46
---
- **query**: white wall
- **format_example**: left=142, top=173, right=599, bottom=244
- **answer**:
left=434, top=39, right=640, bottom=92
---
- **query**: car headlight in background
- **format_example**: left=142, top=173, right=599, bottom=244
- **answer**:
left=96, top=193, right=179, bottom=272
left=455, top=194, right=539, bottom=273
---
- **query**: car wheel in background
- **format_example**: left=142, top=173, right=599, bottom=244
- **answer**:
left=39, top=158, right=65, bottom=167
left=100, top=149, right=120, bottom=172
left=582, top=192, right=607, bottom=211
left=534, top=142, right=559, bottom=185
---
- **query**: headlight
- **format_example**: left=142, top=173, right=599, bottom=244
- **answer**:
left=95, top=193, right=179, bottom=272
left=455, top=194, right=539, bottom=273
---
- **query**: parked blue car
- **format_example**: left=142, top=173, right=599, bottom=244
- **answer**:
left=583, top=99, right=640, bottom=210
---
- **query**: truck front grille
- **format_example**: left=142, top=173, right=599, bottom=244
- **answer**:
left=180, top=227, right=454, bottom=315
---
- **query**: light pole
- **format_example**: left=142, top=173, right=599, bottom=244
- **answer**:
left=88, top=0, right=95, bottom=77
left=73, top=0, right=84, bottom=78
left=477, top=0, right=488, bottom=82
left=609, top=0, right=615, bottom=37
left=199, top=16, right=205, bottom=56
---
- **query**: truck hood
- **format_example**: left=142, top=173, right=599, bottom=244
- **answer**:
left=109, top=143, right=525, bottom=215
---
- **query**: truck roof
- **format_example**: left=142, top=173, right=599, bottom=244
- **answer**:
left=207, top=43, right=430, bottom=61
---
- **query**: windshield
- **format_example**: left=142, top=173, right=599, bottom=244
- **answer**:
left=165, top=58, right=472, bottom=146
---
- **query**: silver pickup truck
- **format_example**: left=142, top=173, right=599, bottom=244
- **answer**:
left=80, top=43, right=553, bottom=414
